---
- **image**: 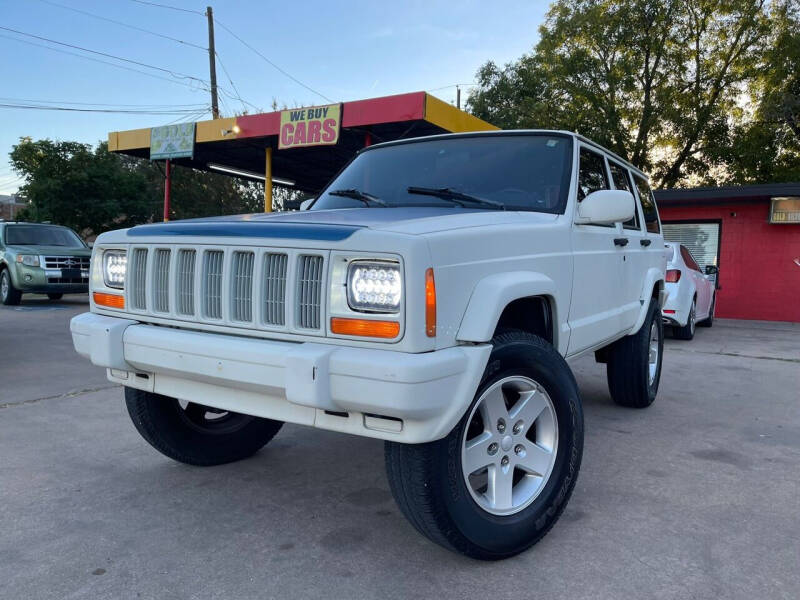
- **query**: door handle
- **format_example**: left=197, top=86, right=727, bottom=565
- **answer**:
left=640, top=239, right=652, bottom=247
left=614, top=237, right=629, bottom=247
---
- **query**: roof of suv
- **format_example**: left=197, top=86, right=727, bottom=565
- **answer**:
left=364, top=129, right=648, bottom=181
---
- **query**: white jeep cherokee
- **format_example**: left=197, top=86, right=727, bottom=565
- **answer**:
left=71, top=130, right=667, bottom=559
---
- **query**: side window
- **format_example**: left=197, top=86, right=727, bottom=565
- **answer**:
left=577, top=148, right=609, bottom=202
left=633, top=176, right=660, bottom=234
left=609, top=162, right=640, bottom=231
left=680, top=245, right=701, bottom=272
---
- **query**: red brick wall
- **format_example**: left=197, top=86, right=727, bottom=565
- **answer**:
left=659, top=201, right=800, bottom=323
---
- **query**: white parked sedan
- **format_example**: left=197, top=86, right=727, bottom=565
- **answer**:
left=662, top=242, right=717, bottom=339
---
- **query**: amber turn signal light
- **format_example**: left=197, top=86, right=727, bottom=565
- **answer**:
left=330, top=317, right=400, bottom=338
left=93, top=291, right=125, bottom=309
left=425, top=268, right=436, bottom=337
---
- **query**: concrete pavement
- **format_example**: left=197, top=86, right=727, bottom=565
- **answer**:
left=1, top=297, right=798, bottom=599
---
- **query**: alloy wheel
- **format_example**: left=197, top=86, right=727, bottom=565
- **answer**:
left=461, top=376, right=558, bottom=516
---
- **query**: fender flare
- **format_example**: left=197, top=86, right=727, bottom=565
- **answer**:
left=456, top=271, right=558, bottom=344
left=629, top=267, right=665, bottom=334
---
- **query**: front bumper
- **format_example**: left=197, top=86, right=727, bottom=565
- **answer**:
left=71, top=312, right=490, bottom=443
left=11, top=263, right=88, bottom=294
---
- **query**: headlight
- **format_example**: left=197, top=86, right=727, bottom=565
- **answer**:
left=16, top=255, right=40, bottom=267
left=347, top=261, right=402, bottom=313
left=103, top=250, right=127, bottom=289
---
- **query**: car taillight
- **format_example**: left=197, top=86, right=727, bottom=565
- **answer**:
left=666, top=269, right=681, bottom=283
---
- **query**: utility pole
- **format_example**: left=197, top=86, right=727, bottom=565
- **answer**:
left=456, top=85, right=461, bottom=110
left=206, top=6, right=220, bottom=119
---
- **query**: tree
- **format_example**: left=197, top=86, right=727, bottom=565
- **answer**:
left=468, top=0, right=773, bottom=187
left=9, top=138, right=267, bottom=236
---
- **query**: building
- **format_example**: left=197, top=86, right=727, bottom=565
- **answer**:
left=0, top=194, right=27, bottom=220
left=655, top=183, right=800, bottom=323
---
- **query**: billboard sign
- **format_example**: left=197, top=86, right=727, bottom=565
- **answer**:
left=150, top=122, right=195, bottom=160
left=279, top=104, right=341, bottom=149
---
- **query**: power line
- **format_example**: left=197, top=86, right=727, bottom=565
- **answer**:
left=0, top=103, right=207, bottom=115
left=0, top=96, right=207, bottom=108
left=127, top=0, right=205, bottom=16
left=213, top=17, right=333, bottom=103
left=0, top=26, right=210, bottom=87
left=35, top=0, right=207, bottom=51
left=0, top=33, right=211, bottom=94
left=214, top=51, right=252, bottom=114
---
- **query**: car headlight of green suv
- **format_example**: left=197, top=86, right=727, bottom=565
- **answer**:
left=15, top=255, right=40, bottom=267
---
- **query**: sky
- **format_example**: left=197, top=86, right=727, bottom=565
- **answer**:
left=0, top=0, right=550, bottom=195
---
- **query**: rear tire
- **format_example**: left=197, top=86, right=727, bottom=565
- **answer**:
left=47, top=293, right=63, bottom=300
left=384, top=330, right=583, bottom=560
left=698, top=294, right=714, bottom=327
left=606, top=298, right=663, bottom=408
left=1, top=270, right=22, bottom=306
left=124, top=387, right=283, bottom=466
left=673, top=297, right=696, bottom=340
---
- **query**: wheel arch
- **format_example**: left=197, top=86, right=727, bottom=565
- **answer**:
left=628, top=269, right=666, bottom=335
left=456, top=271, right=561, bottom=352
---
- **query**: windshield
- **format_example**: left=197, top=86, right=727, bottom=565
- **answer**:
left=5, top=225, right=85, bottom=247
left=312, top=134, right=573, bottom=213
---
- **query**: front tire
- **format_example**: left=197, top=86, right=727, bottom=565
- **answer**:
left=1, top=270, right=22, bottom=306
left=606, top=298, right=663, bottom=408
left=124, top=388, right=283, bottom=466
left=385, top=330, right=583, bottom=560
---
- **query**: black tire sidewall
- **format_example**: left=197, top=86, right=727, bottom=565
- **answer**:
left=434, top=334, right=583, bottom=556
left=643, top=300, right=664, bottom=401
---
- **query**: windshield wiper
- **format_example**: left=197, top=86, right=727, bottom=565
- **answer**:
left=406, top=186, right=505, bottom=210
left=328, top=188, right=386, bottom=207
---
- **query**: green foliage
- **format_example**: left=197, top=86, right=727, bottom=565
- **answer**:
left=468, top=0, right=794, bottom=187
left=10, top=138, right=266, bottom=236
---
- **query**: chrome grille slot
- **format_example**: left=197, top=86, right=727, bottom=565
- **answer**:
left=202, top=250, right=224, bottom=319
left=231, top=251, right=255, bottom=322
left=129, top=248, right=148, bottom=310
left=152, top=249, right=171, bottom=313
left=44, top=256, right=90, bottom=269
left=176, top=249, right=196, bottom=316
left=262, top=253, right=287, bottom=326
left=297, top=255, right=323, bottom=330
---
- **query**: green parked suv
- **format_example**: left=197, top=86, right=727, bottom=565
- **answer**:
left=0, top=222, right=91, bottom=305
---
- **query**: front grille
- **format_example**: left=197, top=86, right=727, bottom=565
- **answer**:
left=263, top=253, right=288, bottom=326
left=129, top=248, right=148, bottom=310
left=176, top=249, right=196, bottom=316
left=125, top=245, right=324, bottom=333
left=43, top=256, right=90, bottom=269
left=202, top=250, right=224, bottom=320
left=153, top=249, right=171, bottom=313
left=297, top=255, right=323, bottom=330
left=47, top=277, right=88, bottom=284
left=231, top=251, right=255, bottom=322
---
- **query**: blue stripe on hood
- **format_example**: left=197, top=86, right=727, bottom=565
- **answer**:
left=127, top=221, right=361, bottom=241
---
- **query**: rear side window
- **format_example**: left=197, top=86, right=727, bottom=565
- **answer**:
left=609, top=162, right=639, bottom=231
left=633, top=176, right=660, bottom=234
left=680, top=245, right=701, bottom=272
left=577, top=148, right=609, bottom=202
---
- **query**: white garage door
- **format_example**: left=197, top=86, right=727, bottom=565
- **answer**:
left=662, top=222, right=721, bottom=271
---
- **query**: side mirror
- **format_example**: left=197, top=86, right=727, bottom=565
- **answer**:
left=300, top=198, right=314, bottom=211
left=705, top=265, right=718, bottom=275
left=576, top=190, right=635, bottom=225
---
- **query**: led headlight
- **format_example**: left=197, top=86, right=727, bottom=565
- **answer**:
left=16, top=255, right=40, bottom=267
left=347, top=261, right=402, bottom=313
left=103, top=250, right=127, bottom=289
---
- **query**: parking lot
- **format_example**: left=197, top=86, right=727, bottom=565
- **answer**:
left=1, top=296, right=798, bottom=600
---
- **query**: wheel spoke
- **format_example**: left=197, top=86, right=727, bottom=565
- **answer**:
left=516, top=443, right=554, bottom=477
left=463, top=431, right=494, bottom=474
left=508, top=389, right=547, bottom=425
left=478, top=385, right=508, bottom=427
left=487, top=464, right=514, bottom=510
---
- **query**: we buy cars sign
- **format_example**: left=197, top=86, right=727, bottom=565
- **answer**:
left=279, top=104, right=341, bottom=149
